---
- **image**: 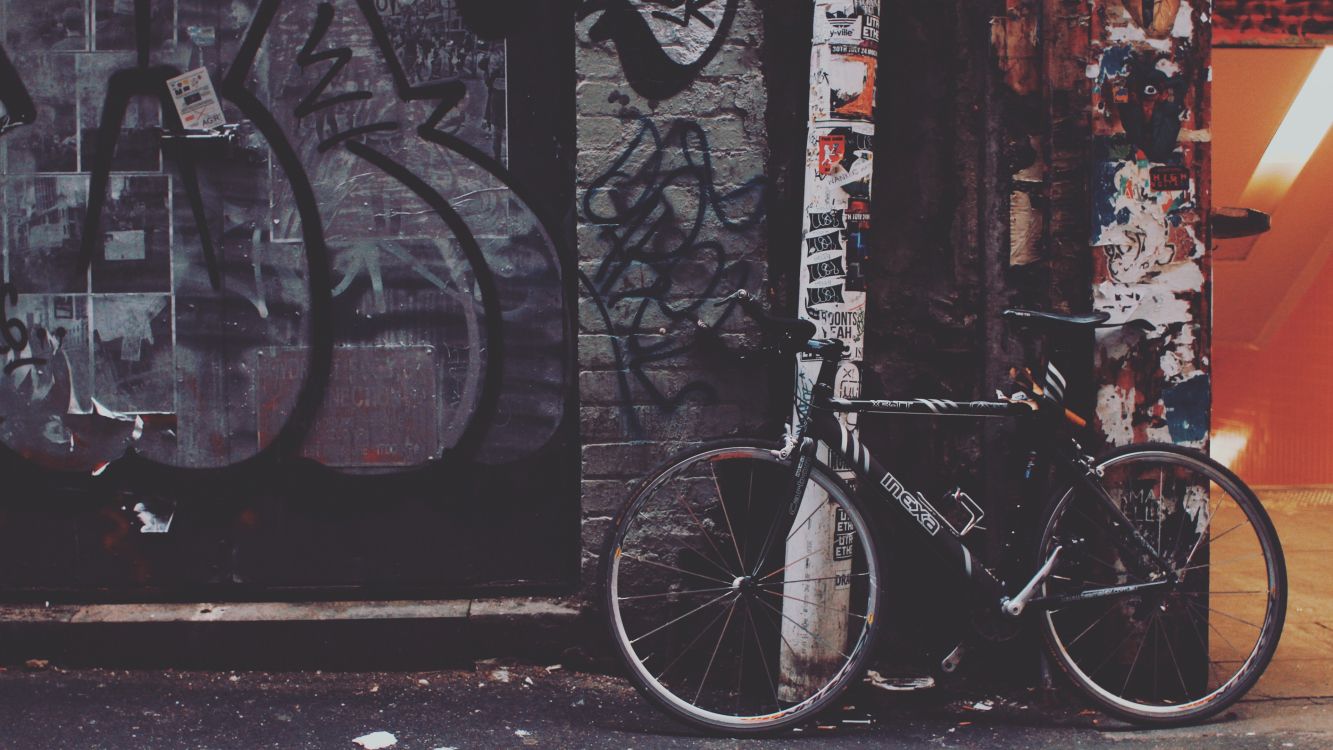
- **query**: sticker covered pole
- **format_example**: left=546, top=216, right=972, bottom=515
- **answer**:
left=780, top=0, right=881, bottom=698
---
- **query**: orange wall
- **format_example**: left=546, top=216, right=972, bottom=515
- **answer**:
left=1215, top=252, right=1333, bottom=485
left=1211, top=48, right=1333, bottom=486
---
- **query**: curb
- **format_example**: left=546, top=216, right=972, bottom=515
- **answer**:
left=0, top=597, right=592, bottom=670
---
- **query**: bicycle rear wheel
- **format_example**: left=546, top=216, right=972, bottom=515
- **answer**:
left=604, top=440, right=881, bottom=734
left=1037, top=442, right=1285, bottom=725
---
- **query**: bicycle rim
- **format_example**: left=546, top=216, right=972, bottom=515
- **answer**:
left=1039, top=445, right=1286, bottom=724
left=606, top=444, right=881, bottom=733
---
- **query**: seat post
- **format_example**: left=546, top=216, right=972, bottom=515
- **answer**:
left=809, top=343, right=844, bottom=410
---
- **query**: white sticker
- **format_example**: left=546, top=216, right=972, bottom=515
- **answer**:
left=166, top=67, right=226, bottom=131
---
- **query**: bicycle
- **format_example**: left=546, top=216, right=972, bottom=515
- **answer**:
left=603, top=290, right=1286, bottom=734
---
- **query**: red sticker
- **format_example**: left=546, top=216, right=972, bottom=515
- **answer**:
left=817, top=135, right=846, bottom=175
left=1150, top=166, right=1190, bottom=192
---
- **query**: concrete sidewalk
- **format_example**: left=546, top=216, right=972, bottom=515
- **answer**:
left=0, top=661, right=1329, bottom=749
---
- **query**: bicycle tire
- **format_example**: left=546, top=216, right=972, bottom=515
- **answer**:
left=604, top=439, right=882, bottom=734
left=1037, top=442, right=1286, bottom=725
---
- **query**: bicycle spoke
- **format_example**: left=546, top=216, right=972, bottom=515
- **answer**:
left=1193, top=602, right=1264, bottom=632
left=1120, top=613, right=1158, bottom=696
left=741, top=464, right=756, bottom=571
left=1057, top=598, right=1125, bottom=649
left=759, top=587, right=869, bottom=620
left=624, top=516, right=738, bottom=583
left=752, top=593, right=827, bottom=688
left=1177, top=550, right=1266, bottom=574
left=629, top=590, right=737, bottom=644
left=1183, top=598, right=1245, bottom=656
left=652, top=592, right=738, bottom=683
left=673, top=488, right=740, bottom=578
left=1158, top=616, right=1192, bottom=699
left=743, top=601, right=783, bottom=712
left=1183, top=516, right=1247, bottom=571
left=753, top=596, right=851, bottom=661
left=694, top=597, right=740, bottom=703
left=749, top=486, right=796, bottom=578
left=757, top=547, right=823, bottom=583
left=619, top=553, right=733, bottom=587
left=785, top=495, right=833, bottom=545
left=754, top=572, right=868, bottom=587
left=617, top=585, right=736, bottom=602
left=711, top=462, right=747, bottom=573
left=734, top=600, right=747, bottom=715
left=1086, top=620, right=1146, bottom=680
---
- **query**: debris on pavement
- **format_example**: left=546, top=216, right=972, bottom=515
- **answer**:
left=490, top=668, right=511, bottom=683
left=514, top=729, right=532, bottom=737
left=864, top=670, right=935, bottom=691
left=544, top=664, right=562, bottom=672
left=23, top=659, right=50, bottom=671
left=352, top=731, right=398, bottom=749
left=969, top=700, right=994, bottom=711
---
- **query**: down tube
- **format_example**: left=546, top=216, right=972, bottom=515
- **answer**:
left=810, top=409, right=1008, bottom=604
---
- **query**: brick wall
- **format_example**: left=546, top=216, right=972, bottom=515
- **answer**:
left=574, top=1, right=776, bottom=596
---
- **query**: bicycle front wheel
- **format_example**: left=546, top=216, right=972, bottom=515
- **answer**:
left=1038, top=442, right=1286, bottom=725
left=604, top=441, right=882, bottom=734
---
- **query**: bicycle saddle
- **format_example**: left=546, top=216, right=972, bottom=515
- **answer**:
left=1002, top=308, right=1155, bottom=333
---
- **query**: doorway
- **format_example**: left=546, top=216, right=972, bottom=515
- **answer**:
left=1212, top=45, right=1333, bottom=698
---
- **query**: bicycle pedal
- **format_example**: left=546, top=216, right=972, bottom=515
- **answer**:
left=864, top=670, right=936, bottom=692
left=940, top=643, right=966, bottom=674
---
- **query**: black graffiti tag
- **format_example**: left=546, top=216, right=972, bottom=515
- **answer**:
left=581, top=117, right=764, bottom=433
left=578, top=0, right=740, bottom=100
left=0, top=283, right=47, bottom=376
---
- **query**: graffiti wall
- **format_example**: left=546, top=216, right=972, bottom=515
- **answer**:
left=0, top=0, right=578, bottom=597
left=575, top=0, right=774, bottom=585
left=1088, top=0, right=1212, bottom=448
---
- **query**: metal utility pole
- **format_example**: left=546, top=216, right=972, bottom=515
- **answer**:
left=781, top=0, right=882, bottom=698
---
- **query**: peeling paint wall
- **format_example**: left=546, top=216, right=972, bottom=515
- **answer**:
left=1088, top=0, right=1212, bottom=449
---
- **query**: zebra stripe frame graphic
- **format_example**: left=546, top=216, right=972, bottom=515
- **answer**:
left=834, top=419, right=943, bottom=537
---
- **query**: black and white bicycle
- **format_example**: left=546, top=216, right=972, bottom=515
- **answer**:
left=603, top=290, right=1285, bottom=734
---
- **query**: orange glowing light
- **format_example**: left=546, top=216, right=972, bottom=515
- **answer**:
left=1239, top=46, right=1333, bottom=210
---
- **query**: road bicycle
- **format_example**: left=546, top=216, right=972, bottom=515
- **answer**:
left=603, top=291, right=1286, bottom=734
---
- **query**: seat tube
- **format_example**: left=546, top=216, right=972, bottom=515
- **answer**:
left=810, top=349, right=841, bottom=408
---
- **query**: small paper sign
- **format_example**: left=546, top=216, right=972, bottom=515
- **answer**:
left=166, top=67, right=226, bottom=131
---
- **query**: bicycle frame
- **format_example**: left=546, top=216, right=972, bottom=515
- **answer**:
left=794, top=346, right=1175, bottom=612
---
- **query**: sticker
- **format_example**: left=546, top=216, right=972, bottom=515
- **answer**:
left=809, top=209, right=845, bottom=231
left=833, top=506, right=855, bottom=561
left=807, top=257, right=846, bottom=282
left=806, top=284, right=846, bottom=311
left=166, top=67, right=226, bottom=131
left=806, top=232, right=845, bottom=255
left=186, top=26, right=216, bottom=46
left=1149, top=165, right=1190, bottom=192
left=817, top=135, right=846, bottom=175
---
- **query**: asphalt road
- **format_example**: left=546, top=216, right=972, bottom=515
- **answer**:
left=1, top=662, right=1330, bottom=749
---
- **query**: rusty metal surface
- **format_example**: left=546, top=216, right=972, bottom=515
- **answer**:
left=1214, top=0, right=1333, bottom=46
left=257, top=346, right=443, bottom=468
